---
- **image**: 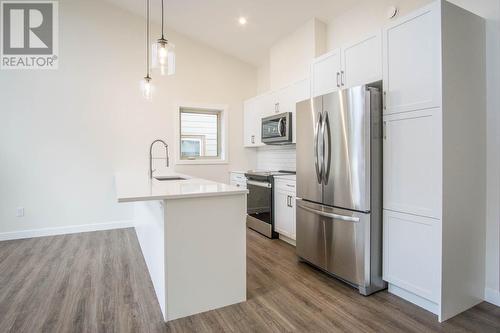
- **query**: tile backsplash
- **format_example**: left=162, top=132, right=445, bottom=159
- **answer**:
left=256, top=145, right=296, bottom=171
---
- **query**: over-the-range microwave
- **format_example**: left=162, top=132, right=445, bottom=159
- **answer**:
left=261, top=112, right=292, bottom=145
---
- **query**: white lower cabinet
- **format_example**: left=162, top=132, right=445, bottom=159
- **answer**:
left=274, top=178, right=296, bottom=241
left=230, top=172, right=247, bottom=189
left=383, top=210, right=440, bottom=304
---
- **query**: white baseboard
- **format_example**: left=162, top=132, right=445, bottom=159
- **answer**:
left=0, top=220, right=134, bottom=242
left=485, top=287, right=500, bottom=307
left=279, top=234, right=296, bottom=246
left=388, top=284, right=439, bottom=315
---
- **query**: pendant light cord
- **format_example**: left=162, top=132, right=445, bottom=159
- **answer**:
left=146, top=0, right=150, bottom=77
left=161, top=0, right=165, bottom=39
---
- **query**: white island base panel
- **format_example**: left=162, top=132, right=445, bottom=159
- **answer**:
left=134, top=194, right=247, bottom=322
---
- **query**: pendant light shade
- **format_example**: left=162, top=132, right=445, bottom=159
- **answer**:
left=153, top=0, right=175, bottom=76
left=153, top=39, right=175, bottom=76
left=141, top=0, right=153, bottom=100
left=141, top=75, right=153, bottom=100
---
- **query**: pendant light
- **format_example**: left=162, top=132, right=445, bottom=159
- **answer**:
left=141, top=0, right=153, bottom=100
left=153, top=0, right=175, bottom=76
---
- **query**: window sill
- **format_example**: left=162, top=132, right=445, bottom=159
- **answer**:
left=176, top=159, right=229, bottom=165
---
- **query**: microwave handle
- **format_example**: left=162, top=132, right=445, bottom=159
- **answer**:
left=278, top=118, right=284, bottom=136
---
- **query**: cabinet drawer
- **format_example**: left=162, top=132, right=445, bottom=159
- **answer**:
left=383, top=210, right=440, bottom=302
left=231, top=181, right=247, bottom=189
left=274, top=179, right=296, bottom=193
left=230, top=173, right=246, bottom=183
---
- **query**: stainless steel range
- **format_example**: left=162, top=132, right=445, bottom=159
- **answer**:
left=245, top=170, right=295, bottom=238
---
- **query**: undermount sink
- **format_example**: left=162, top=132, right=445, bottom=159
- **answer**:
left=154, top=176, right=187, bottom=181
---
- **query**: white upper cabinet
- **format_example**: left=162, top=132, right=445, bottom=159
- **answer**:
left=311, top=31, right=383, bottom=98
left=383, top=3, right=441, bottom=114
left=342, top=31, right=382, bottom=88
left=270, top=79, right=310, bottom=116
left=383, top=109, right=442, bottom=219
left=276, top=79, right=309, bottom=143
left=243, top=97, right=264, bottom=147
left=244, top=79, right=310, bottom=146
left=311, top=49, right=342, bottom=97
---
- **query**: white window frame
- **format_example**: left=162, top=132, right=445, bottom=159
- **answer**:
left=175, top=104, right=229, bottom=165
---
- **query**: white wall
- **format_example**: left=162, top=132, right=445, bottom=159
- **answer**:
left=269, top=18, right=326, bottom=90
left=326, top=0, right=429, bottom=49
left=256, top=61, right=270, bottom=94
left=326, top=0, right=500, bottom=305
left=0, top=0, right=257, bottom=234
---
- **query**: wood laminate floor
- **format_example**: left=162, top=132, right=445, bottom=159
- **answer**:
left=0, top=228, right=498, bottom=333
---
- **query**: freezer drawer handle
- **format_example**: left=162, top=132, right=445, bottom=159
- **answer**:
left=298, top=204, right=360, bottom=223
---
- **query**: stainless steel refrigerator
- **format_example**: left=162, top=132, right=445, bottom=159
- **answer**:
left=296, top=84, right=386, bottom=295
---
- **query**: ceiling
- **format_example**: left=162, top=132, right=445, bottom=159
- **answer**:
left=104, top=0, right=363, bottom=67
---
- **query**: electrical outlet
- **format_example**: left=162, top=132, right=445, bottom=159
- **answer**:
left=16, top=207, right=24, bottom=217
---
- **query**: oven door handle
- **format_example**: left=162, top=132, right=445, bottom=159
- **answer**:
left=247, top=180, right=272, bottom=188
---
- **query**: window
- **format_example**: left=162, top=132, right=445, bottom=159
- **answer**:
left=179, top=108, right=223, bottom=161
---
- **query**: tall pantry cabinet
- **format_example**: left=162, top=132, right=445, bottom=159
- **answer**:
left=381, top=0, right=486, bottom=322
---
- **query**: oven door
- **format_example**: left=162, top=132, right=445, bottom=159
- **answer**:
left=262, top=112, right=292, bottom=144
left=246, top=179, right=274, bottom=237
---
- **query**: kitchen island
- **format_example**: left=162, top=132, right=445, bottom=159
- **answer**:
left=115, top=173, right=248, bottom=322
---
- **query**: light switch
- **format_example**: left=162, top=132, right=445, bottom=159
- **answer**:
left=16, top=207, right=24, bottom=217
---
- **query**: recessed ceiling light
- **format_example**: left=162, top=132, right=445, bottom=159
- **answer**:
left=238, top=17, right=247, bottom=26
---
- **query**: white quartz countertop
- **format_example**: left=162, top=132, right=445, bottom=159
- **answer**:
left=115, top=172, right=248, bottom=202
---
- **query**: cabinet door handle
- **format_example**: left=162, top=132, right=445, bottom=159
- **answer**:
left=336, top=72, right=340, bottom=88
left=383, top=91, right=387, bottom=110
left=341, top=70, right=345, bottom=86
left=383, top=121, right=387, bottom=140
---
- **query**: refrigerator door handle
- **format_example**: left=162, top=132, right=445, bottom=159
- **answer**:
left=297, top=203, right=360, bottom=223
left=322, top=112, right=332, bottom=185
left=314, top=113, right=323, bottom=184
